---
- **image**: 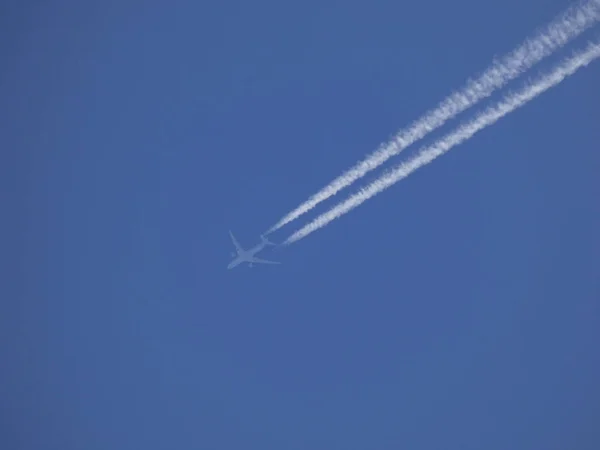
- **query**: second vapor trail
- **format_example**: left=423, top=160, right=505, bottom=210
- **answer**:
left=284, top=40, right=600, bottom=244
left=267, top=0, right=600, bottom=234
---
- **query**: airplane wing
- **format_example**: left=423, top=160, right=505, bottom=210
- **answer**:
left=229, top=230, right=243, bottom=254
left=249, top=256, right=281, bottom=265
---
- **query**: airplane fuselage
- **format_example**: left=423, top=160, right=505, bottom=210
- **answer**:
left=226, top=231, right=279, bottom=269
left=227, top=242, right=268, bottom=269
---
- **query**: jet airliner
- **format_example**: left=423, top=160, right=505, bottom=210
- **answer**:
left=227, top=231, right=280, bottom=269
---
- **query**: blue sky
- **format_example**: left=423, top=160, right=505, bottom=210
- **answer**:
left=2, top=0, right=599, bottom=449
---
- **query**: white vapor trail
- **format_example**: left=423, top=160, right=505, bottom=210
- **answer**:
left=284, top=40, right=600, bottom=244
left=267, top=0, right=600, bottom=234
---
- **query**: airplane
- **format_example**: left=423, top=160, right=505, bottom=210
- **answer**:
left=227, top=230, right=280, bottom=269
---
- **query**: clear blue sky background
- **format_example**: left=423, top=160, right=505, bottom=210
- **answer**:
left=2, top=0, right=599, bottom=449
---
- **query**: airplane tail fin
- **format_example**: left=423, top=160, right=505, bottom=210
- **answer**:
left=261, top=234, right=276, bottom=246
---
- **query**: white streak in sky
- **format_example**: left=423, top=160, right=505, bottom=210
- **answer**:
left=267, top=0, right=600, bottom=234
left=284, top=40, right=600, bottom=244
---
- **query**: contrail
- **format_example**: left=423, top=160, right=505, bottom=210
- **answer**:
left=266, top=0, right=600, bottom=234
left=284, top=40, right=600, bottom=244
